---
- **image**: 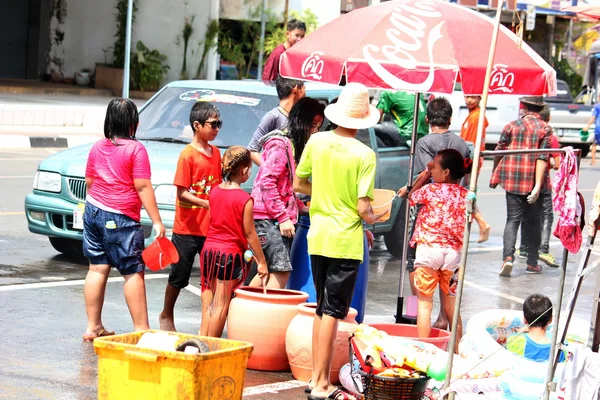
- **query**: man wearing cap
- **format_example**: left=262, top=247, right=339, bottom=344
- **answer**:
left=491, top=96, right=552, bottom=277
left=294, top=82, right=380, bottom=400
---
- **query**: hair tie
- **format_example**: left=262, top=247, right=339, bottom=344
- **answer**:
left=464, top=158, right=473, bottom=170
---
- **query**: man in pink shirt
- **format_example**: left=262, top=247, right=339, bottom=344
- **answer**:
left=262, top=19, right=306, bottom=82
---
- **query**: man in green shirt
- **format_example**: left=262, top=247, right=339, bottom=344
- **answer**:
left=294, top=83, right=381, bottom=400
left=374, top=90, right=428, bottom=145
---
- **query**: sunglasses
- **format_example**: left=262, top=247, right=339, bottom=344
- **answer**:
left=204, top=120, right=223, bottom=130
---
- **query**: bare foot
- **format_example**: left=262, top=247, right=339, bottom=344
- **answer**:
left=477, top=225, right=491, bottom=243
left=158, top=312, right=176, bottom=332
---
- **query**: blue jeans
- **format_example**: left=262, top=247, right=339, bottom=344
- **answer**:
left=83, top=203, right=145, bottom=275
left=503, top=192, right=543, bottom=266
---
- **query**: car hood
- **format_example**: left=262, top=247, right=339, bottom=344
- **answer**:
left=37, top=140, right=187, bottom=185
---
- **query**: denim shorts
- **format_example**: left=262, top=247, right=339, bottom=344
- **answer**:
left=255, top=219, right=293, bottom=273
left=83, top=203, right=145, bottom=275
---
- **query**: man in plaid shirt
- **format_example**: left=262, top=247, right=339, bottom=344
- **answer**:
left=490, top=96, right=551, bottom=277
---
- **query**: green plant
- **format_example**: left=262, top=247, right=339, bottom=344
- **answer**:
left=264, top=9, right=318, bottom=55
left=552, top=56, right=583, bottom=98
left=113, top=0, right=138, bottom=68
left=218, top=4, right=279, bottom=79
left=177, top=16, right=195, bottom=79
left=195, top=19, right=220, bottom=79
left=131, top=41, right=170, bottom=91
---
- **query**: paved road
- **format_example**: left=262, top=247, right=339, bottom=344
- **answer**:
left=0, top=148, right=599, bottom=399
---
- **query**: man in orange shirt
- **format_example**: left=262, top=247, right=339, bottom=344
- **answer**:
left=159, top=102, right=223, bottom=332
left=460, top=95, right=491, bottom=243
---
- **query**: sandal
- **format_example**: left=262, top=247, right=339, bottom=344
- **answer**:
left=307, top=387, right=357, bottom=400
left=305, top=379, right=313, bottom=393
left=82, top=328, right=115, bottom=342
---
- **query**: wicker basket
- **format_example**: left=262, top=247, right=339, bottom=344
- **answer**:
left=357, top=368, right=430, bottom=400
left=349, top=335, right=430, bottom=400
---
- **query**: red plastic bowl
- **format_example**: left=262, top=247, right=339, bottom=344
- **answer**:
left=369, top=323, right=451, bottom=351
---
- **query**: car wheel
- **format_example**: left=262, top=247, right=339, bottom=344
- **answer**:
left=49, top=237, right=84, bottom=257
left=383, top=198, right=412, bottom=259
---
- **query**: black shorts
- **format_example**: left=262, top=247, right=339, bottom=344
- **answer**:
left=311, top=255, right=360, bottom=319
left=168, top=233, right=206, bottom=289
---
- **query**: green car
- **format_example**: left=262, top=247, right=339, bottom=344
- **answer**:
left=24, top=80, right=411, bottom=258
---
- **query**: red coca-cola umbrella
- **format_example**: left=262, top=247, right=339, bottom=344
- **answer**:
left=562, top=5, right=600, bottom=19
left=279, top=0, right=556, bottom=96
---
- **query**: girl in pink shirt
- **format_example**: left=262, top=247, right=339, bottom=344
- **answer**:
left=82, top=98, right=165, bottom=341
left=249, top=98, right=324, bottom=289
left=408, top=149, right=472, bottom=351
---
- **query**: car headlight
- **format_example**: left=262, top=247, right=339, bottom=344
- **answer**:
left=33, top=171, right=62, bottom=193
left=154, top=184, right=177, bottom=206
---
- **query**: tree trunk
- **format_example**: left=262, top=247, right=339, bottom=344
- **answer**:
left=283, top=0, right=289, bottom=27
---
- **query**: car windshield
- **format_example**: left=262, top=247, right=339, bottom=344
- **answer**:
left=136, top=87, right=279, bottom=147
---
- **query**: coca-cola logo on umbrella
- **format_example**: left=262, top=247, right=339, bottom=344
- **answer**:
left=301, top=51, right=325, bottom=80
left=362, top=0, right=445, bottom=91
left=489, top=64, right=515, bottom=93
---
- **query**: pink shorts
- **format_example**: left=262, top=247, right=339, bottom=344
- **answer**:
left=414, top=246, right=461, bottom=271
left=414, top=246, right=460, bottom=297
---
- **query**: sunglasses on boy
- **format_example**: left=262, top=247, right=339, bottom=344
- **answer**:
left=204, top=120, right=223, bottom=130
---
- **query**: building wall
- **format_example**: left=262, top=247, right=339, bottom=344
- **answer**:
left=58, top=0, right=214, bottom=83
left=221, top=0, right=341, bottom=26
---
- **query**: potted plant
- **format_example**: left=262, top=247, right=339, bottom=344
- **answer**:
left=130, top=41, right=170, bottom=99
left=75, top=68, right=92, bottom=86
left=95, top=0, right=138, bottom=95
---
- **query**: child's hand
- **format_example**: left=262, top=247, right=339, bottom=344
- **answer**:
left=153, top=223, right=166, bottom=239
left=426, top=162, right=434, bottom=175
left=397, top=186, right=407, bottom=198
left=279, top=220, right=295, bottom=238
left=365, top=230, right=374, bottom=249
left=257, top=262, right=269, bottom=281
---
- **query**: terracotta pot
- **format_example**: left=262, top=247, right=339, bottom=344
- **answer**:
left=285, top=303, right=358, bottom=384
left=227, top=286, right=308, bottom=371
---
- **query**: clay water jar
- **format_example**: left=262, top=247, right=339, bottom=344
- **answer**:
left=227, top=286, right=309, bottom=371
left=285, top=303, right=358, bottom=384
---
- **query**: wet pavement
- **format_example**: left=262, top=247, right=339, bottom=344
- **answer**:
left=1, top=148, right=599, bottom=399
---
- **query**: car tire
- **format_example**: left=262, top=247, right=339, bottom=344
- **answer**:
left=49, top=237, right=84, bottom=257
left=383, top=198, right=410, bottom=259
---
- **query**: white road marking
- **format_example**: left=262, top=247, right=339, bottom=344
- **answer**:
left=0, top=273, right=169, bottom=292
left=243, top=380, right=306, bottom=396
left=184, top=283, right=202, bottom=296
left=462, top=280, right=524, bottom=304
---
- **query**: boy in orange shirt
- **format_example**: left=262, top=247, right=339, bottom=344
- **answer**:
left=460, top=95, right=491, bottom=243
left=159, top=102, right=223, bottom=332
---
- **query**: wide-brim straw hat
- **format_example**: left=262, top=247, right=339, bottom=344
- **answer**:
left=520, top=96, right=546, bottom=106
left=325, top=83, right=380, bottom=130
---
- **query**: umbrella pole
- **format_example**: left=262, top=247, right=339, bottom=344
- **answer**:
left=395, top=92, right=421, bottom=323
left=443, top=1, right=504, bottom=397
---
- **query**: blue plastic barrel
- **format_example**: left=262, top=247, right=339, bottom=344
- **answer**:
left=288, top=216, right=370, bottom=323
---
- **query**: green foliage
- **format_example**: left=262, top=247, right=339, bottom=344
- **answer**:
left=264, top=9, right=318, bottom=55
left=218, top=3, right=279, bottom=79
left=195, top=19, right=220, bottom=79
left=178, top=16, right=195, bottom=79
left=113, top=0, right=138, bottom=68
left=552, top=56, right=583, bottom=99
left=131, top=41, right=170, bottom=91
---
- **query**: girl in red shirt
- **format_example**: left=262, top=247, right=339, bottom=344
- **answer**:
left=199, top=146, right=268, bottom=338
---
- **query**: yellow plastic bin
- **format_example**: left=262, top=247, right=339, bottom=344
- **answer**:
left=93, top=330, right=253, bottom=400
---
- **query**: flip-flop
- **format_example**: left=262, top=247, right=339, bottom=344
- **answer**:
left=304, top=379, right=313, bottom=393
left=82, top=328, right=115, bottom=342
left=307, top=387, right=357, bottom=400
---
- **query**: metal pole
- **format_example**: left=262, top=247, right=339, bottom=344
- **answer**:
left=443, top=0, right=504, bottom=397
left=395, top=92, right=421, bottom=323
left=257, top=0, right=268, bottom=80
left=122, top=0, right=134, bottom=98
left=543, top=248, right=568, bottom=400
